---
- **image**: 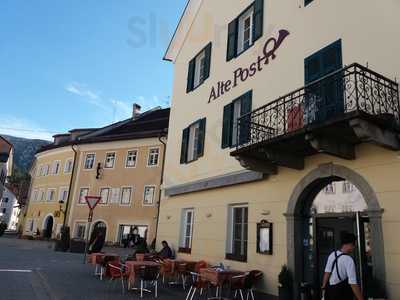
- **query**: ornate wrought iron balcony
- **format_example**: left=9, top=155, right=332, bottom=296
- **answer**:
left=231, top=63, right=400, bottom=174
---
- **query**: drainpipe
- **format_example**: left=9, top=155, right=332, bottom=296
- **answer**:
left=154, top=131, right=167, bottom=247
left=63, top=145, right=78, bottom=228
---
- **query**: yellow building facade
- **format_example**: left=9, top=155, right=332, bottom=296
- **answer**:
left=24, top=145, right=75, bottom=238
left=158, top=0, right=400, bottom=299
left=67, top=137, right=165, bottom=245
left=23, top=106, right=169, bottom=248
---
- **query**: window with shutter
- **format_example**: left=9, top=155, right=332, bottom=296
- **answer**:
left=304, top=40, right=343, bottom=124
left=186, top=43, right=212, bottom=92
left=221, top=91, right=253, bottom=148
left=180, top=128, right=190, bottom=164
left=181, top=118, right=207, bottom=164
left=226, top=0, right=263, bottom=61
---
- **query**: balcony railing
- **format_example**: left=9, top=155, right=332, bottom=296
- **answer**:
left=236, top=63, right=400, bottom=150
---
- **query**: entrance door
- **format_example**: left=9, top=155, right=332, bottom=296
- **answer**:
left=313, top=214, right=372, bottom=298
left=90, top=222, right=107, bottom=244
left=44, top=216, right=54, bottom=239
left=316, top=215, right=356, bottom=286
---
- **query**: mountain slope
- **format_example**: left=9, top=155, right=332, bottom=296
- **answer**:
left=1, top=135, right=51, bottom=173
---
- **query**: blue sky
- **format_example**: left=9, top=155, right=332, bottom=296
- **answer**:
left=0, top=0, right=186, bottom=140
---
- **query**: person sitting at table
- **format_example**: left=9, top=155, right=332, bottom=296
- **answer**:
left=157, top=241, right=173, bottom=259
left=88, top=231, right=105, bottom=254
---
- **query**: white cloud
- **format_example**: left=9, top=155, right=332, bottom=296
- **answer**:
left=0, top=115, right=54, bottom=141
left=65, top=82, right=110, bottom=111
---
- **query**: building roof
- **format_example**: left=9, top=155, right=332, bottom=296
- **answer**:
left=164, top=0, right=202, bottom=62
left=36, top=108, right=170, bottom=154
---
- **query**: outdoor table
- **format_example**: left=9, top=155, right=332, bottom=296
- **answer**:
left=164, top=259, right=197, bottom=287
left=89, top=253, right=120, bottom=280
left=125, top=260, right=160, bottom=289
left=199, top=267, right=244, bottom=300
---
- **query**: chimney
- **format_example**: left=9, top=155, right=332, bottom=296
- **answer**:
left=132, top=103, right=142, bottom=119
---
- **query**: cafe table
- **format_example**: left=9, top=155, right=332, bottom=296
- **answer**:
left=164, top=259, right=197, bottom=287
left=125, top=260, right=160, bottom=289
left=89, top=253, right=120, bottom=280
left=199, top=267, right=245, bottom=300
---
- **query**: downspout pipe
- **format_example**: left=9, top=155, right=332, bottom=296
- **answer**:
left=154, top=130, right=167, bottom=247
left=63, top=145, right=78, bottom=228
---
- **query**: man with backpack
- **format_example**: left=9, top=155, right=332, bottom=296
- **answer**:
left=322, top=232, right=364, bottom=300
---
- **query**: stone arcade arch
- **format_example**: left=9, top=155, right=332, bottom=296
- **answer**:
left=285, top=163, right=386, bottom=298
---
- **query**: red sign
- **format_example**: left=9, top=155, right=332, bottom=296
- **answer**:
left=85, top=196, right=101, bottom=210
left=208, top=29, right=290, bottom=103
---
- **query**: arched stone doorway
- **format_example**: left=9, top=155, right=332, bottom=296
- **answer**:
left=90, top=221, right=107, bottom=245
left=43, top=215, right=54, bottom=239
left=285, top=163, right=385, bottom=299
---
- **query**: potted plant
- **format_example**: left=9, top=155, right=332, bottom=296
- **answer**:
left=278, top=265, right=293, bottom=300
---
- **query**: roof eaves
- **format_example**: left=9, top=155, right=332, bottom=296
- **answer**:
left=163, top=0, right=202, bottom=62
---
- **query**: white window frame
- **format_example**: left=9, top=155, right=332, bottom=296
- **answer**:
left=36, top=165, right=42, bottom=177
left=237, top=7, right=254, bottom=54
left=99, top=187, right=110, bottom=205
left=43, top=164, right=50, bottom=176
left=84, top=153, right=96, bottom=170
left=226, top=204, right=248, bottom=259
left=147, top=148, right=160, bottom=167
left=324, top=182, right=336, bottom=194
left=38, top=189, right=45, bottom=202
left=187, top=122, right=200, bottom=162
left=110, top=188, right=121, bottom=204
left=126, top=149, right=138, bottom=168
left=47, top=188, right=56, bottom=202
left=78, top=187, right=89, bottom=205
left=64, top=158, right=73, bottom=174
left=193, top=50, right=206, bottom=88
left=32, top=189, right=38, bottom=202
left=143, top=186, right=156, bottom=206
left=120, top=187, right=133, bottom=206
left=58, top=187, right=69, bottom=203
left=52, top=160, right=61, bottom=175
left=180, top=208, right=195, bottom=250
left=104, top=152, right=116, bottom=169
left=74, top=221, right=87, bottom=239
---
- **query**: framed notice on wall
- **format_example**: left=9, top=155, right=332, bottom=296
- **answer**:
left=257, top=220, right=273, bottom=255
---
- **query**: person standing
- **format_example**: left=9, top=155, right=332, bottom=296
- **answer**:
left=322, top=233, right=364, bottom=300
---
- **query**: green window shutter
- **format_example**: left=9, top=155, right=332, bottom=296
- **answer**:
left=203, top=43, right=212, bottom=81
left=186, top=58, right=195, bottom=93
left=239, top=91, right=253, bottom=145
left=253, top=0, right=264, bottom=42
left=180, top=127, right=190, bottom=164
left=222, top=103, right=234, bottom=148
left=227, top=19, right=238, bottom=61
left=197, top=118, right=207, bottom=158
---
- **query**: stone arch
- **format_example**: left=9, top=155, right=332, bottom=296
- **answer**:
left=285, top=163, right=385, bottom=297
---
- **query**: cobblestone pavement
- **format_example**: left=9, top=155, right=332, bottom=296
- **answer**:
left=0, top=237, right=190, bottom=300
